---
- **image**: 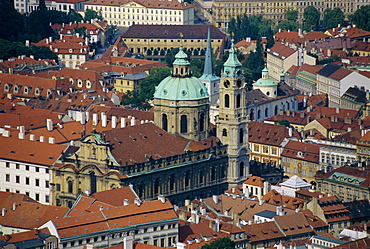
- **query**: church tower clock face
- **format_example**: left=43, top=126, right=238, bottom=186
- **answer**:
left=223, top=80, right=231, bottom=88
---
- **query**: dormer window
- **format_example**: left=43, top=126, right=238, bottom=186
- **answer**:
left=69, top=49, right=73, bottom=53
left=47, top=89, right=53, bottom=96
left=35, top=87, right=42, bottom=96
left=23, top=86, right=29, bottom=95
left=77, top=80, right=83, bottom=87
left=54, top=48, right=58, bottom=53
left=297, top=151, right=303, bottom=157
left=13, top=85, right=20, bottom=93
left=86, top=80, right=91, bottom=88
left=4, top=83, right=10, bottom=92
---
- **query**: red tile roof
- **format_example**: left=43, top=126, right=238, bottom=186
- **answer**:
left=0, top=228, right=51, bottom=243
left=0, top=135, right=67, bottom=166
left=262, top=189, right=307, bottom=209
left=268, top=43, right=297, bottom=59
left=248, top=121, right=296, bottom=146
left=274, top=212, right=314, bottom=236
left=282, top=140, right=320, bottom=163
left=243, top=176, right=265, bottom=187
left=242, top=221, right=284, bottom=242
left=85, top=0, right=193, bottom=9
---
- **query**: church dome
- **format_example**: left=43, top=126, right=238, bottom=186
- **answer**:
left=154, top=47, right=209, bottom=101
left=253, top=66, right=278, bottom=87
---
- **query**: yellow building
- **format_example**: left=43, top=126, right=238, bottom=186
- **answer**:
left=195, top=0, right=369, bottom=28
left=248, top=121, right=294, bottom=166
left=84, top=0, right=195, bottom=26
left=281, top=140, right=320, bottom=183
left=114, top=71, right=147, bottom=93
left=121, top=24, right=227, bottom=56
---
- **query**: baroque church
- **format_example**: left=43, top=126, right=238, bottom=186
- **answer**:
left=52, top=32, right=250, bottom=207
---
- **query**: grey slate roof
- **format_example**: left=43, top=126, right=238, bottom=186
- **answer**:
left=122, top=72, right=148, bottom=80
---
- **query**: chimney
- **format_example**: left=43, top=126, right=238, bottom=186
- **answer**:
left=259, top=199, right=264, bottom=206
left=30, top=134, right=35, bottom=141
left=18, top=126, right=25, bottom=139
left=1, top=208, right=6, bottom=216
left=2, top=130, right=10, bottom=137
left=176, top=242, right=186, bottom=249
left=279, top=109, right=284, bottom=115
left=111, top=116, right=117, bottom=128
left=286, top=110, right=290, bottom=116
left=123, top=199, right=130, bottom=206
left=101, top=112, right=107, bottom=127
left=80, top=112, right=86, bottom=125
left=121, top=117, right=126, bottom=128
left=300, top=112, right=305, bottom=118
left=288, top=127, right=293, bottom=137
left=86, top=112, right=90, bottom=122
left=215, top=219, right=220, bottom=232
left=130, top=117, right=136, bottom=126
left=315, top=113, right=321, bottom=120
left=276, top=205, right=282, bottom=216
left=184, top=199, right=190, bottom=206
left=331, top=115, right=338, bottom=122
left=134, top=198, right=141, bottom=206
left=49, top=137, right=55, bottom=144
left=12, top=203, right=16, bottom=210
left=123, top=236, right=133, bottom=249
left=40, top=136, right=45, bottom=142
left=46, top=119, right=53, bottom=131
left=158, top=195, right=166, bottom=204
left=93, top=113, right=98, bottom=126
left=212, top=195, right=218, bottom=204
left=336, top=107, right=340, bottom=113
left=347, top=127, right=352, bottom=132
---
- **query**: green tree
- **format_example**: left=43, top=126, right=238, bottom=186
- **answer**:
left=303, top=6, right=320, bottom=31
left=243, top=37, right=265, bottom=87
left=139, top=67, right=171, bottom=102
left=0, top=0, right=24, bottom=41
left=317, top=56, right=341, bottom=65
left=67, top=9, right=83, bottom=23
left=349, top=5, right=370, bottom=32
left=277, top=119, right=291, bottom=127
left=201, top=238, right=235, bottom=249
left=275, top=20, right=300, bottom=32
left=121, top=90, right=143, bottom=107
left=323, top=8, right=344, bottom=30
left=38, top=0, right=47, bottom=11
left=84, top=9, right=103, bottom=22
left=285, top=10, right=298, bottom=22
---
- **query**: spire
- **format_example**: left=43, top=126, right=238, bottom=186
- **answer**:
left=222, top=40, right=242, bottom=78
left=199, top=26, right=219, bottom=82
left=203, top=26, right=214, bottom=76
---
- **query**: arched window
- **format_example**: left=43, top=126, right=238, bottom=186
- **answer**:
left=90, top=172, right=97, bottom=194
left=224, top=94, right=230, bottom=108
left=239, top=162, right=244, bottom=177
left=67, top=201, right=73, bottom=208
left=170, top=175, right=176, bottom=191
left=199, top=171, right=204, bottom=185
left=239, top=128, right=244, bottom=144
left=257, top=110, right=261, bottom=119
left=250, top=109, right=254, bottom=120
left=162, top=114, right=168, bottom=131
left=287, top=102, right=290, bottom=110
left=274, top=105, right=278, bottom=115
left=154, top=178, right=160, bottom=196
left=67, top=180, right=73, bottom=194
left=211, top=167, right=216, bottom=181
left=265, top=107, right=269, bottom=117
left=236, top=94, right=241, bottom=108
left=185, top=171, right=191, bottom=187
left=199, top=113, right=205, bottom=131
left=180, top=115, right=187, bottom=133
left=222, top=128, right=227, bottom=136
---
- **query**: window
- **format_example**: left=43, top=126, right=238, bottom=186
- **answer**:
left=239, top=128, right=244, bottom=143
left=236, top=94, right=241, bottom=108
left=56, top=184, right=61, bottom=191
left=180, top=115, right=187, bottom=133
left=25, top=165, right=29, bottom=171
left=6, top=174, right=10, bottom=182
left=35, top=193, right=40, bottom=201
left=222, top=128, right=227, bottom=136
left=35, top=179, right=40, bottom=187
left=6, top=162, right=10, bottom=168
left=68, top=180, right=73, bottom=193
left=45, top=180, right=49, bottom=188
left=16, top=175, right=20, bottom=183
left=224, top=94, right=230, bottom=108
left=271, top=148, right=277, bottom=155
left=35, top=167, right=39, bottom=172
left=293, top=159, right=297, bottom=164
left=254, top=144, right=259, bottom=152
left=162, top=114, right=168, bottom=131
left=26, top=177, right=30, bottom=185
left=26, top=191, right=29, bottom=196
left=16, top=164, right=19, bottom=169
left=263, top=146, right=268, bottom=153
left=45, top=168, right=49, bottom=174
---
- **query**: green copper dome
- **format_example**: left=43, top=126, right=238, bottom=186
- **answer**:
left=253, top=66, right=278, bottom=87
left=154, top=76, right=209, bottom=100
left=154, top=47, right=209, bottom=101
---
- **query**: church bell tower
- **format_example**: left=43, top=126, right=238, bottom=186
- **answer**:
left=216, top=42, right=250, bottom=185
